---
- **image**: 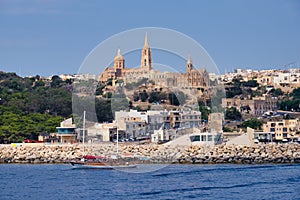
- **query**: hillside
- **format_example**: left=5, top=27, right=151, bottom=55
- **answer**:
left=0, top=72, right=72, bottom=143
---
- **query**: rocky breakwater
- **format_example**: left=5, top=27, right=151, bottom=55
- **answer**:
left=121, top=143, right=300, bottom=164
left=0, top=143, right=300, bottom=164
left=0, top=144, right=83, bottom=163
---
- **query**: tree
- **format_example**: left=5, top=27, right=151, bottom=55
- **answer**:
left=33, top=80, right=45, bottom=88
left=50, top=75, right=62, bottom=88
left=242, top=80, right=259, bottom=87
left=139, top=90, right=148, bottom=102
left=225, top=107, right=242, bottom=121
left=106, top=78, right=113, bottom=86
left=168, top=92, right=179, bottom=106
left=95, top=98, right=113, bottom=122
left=278, top=87, right=300, bottom=111
left=199, top=105, right=210, bottom=121
left=169, top=91, right=186, bottom=106
left=148, top=90, right=166, bottom=103
left=149, top=91, right=160, bottom=103
left=225, top=87, right=242, bottom=98
left=133, top=92, right=139, bottom=101
left=240, top=118, right=263, bottom=130
left=291, top=87, right=300, bottom=99
left=270, top=88, right=283, bottom=97
left=198, top=100, right=211, bottom=120
left=95, top=83, right=105, bottom=96
left=0, top=72, right=74, bottom=143
left=279, top=99, right=300, bottom=111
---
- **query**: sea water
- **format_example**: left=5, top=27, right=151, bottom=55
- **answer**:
left=0, top=164, right=299, bottom=200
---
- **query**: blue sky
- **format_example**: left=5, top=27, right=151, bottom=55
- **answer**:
left=0, top=0, right=299, bottom=76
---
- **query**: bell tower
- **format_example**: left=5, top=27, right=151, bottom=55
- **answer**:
left=140, top=33, right=152, bottom=71
left=114, top=49, right=125, bottom=77
left=186, top=54, right=193, bottom=73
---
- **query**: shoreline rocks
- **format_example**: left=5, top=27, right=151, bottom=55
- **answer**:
left=0, top=143, right=300, bottom=164
left=0, top=144, right=83, bottom=164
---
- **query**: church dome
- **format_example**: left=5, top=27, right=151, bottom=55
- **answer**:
left=114, top=49, right=124, bottom=60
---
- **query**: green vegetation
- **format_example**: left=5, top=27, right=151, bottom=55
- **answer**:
left=241, top=80, right=259, bottom=87
left=239, top=118, right=263, bottom=130
left=132, top=87, right=185, bottom=106
left=124, top=78, right=148, bottom=90
left=95, top=82, right=105, bottom=96
left=269, top=88, right=283, bottom=97
left=225, top=77, right=243, bottom=98
left=148, top=90, right=167, bottom=103
left=110, top=88, right=129, bottom=115
left=0, top=72, right=72, bottom=143
left=223, top=126, right=233, bottom=132
left=95, top=98, right=114, bottom=122
left=198, top=100, right=211, bottom=121
left=291, top=87, right=300, bottom=99
left=168, top=91, right=186, bottom=106
left=278, top=87, right=300, bottom=111
left=225, top=77, right=263, bottom=98
left=133, top=92, right=139, bottom=101
left=225, top=107, right=242, bottom=121
left=279, top=99, right=300, bottom=111
left=139, top=90, right=149, bottom=102
left=0, top=108, right=63, bottom=143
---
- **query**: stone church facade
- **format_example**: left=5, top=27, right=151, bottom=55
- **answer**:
left=100, top=33, right=209, bottom=88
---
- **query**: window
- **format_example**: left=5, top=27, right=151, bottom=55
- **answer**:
left=190, top=135, right=200, bottom=142
left=271, top=123, right=276, bottom=127
left=283, top=128, right=287, bottom=132
left=270, top=128, right=275, bottom=132
left=207, top=135, right=213, bottom=141
left=201, top=135, right=207, bottom=141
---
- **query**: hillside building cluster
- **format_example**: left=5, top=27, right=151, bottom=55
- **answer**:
left=217, top=68, right=300, bottom=93
left=222, top=94, right=278, bottom=116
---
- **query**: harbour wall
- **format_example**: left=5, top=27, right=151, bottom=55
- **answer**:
left=0, top=143, right=300, bottom=164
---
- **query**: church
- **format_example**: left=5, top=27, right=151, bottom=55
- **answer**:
left=99, top=33, right=209, bottom=88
